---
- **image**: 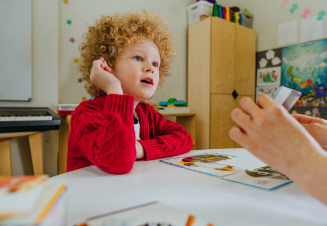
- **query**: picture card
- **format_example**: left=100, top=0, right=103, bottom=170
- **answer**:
left=76, top=202, right=214, bottom=226
left=160, top=153, right=241, bottom=178
left=221, top=166, right=293, bottom=190
left=161, top=154, right=293, bottom=190
left=273, top=86, right=302, bottom=110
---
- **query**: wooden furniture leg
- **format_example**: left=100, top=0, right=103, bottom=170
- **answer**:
left=58, top=115, right=71, bottom=174
left=0, top=138, right=12, bottom=176
left=28, top=133, right=43, bottom=175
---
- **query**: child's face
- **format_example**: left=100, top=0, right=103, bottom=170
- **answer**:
left=111, top=41, right=160, bottom=102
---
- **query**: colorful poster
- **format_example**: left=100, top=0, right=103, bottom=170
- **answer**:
left=281, top=38, right=327, bottom=106
left=257, top=67, right=281, bottom=86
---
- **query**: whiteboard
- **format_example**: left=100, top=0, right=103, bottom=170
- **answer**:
left=0, top=0, right=31, bottom=101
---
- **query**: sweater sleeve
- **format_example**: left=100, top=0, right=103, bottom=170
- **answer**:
left=70, top=94, right=136, bottom=174
left=138, top=106, right=193, bottom=160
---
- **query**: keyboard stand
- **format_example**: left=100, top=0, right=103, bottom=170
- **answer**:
left=0, top=132, right=43, bottom=176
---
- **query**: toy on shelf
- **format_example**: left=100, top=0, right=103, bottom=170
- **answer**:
left=159, top=98, right=187, bottom=107
left=57, top=104, right=79, bottom=115
left=158, top=98, right=189, bottom=114
left=210, top=4, right=253, bottom=27
left=212, top=2, right=218, bottom=17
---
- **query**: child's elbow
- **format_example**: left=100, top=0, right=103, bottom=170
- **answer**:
left=111, top=165, right=134, bottom=174
left=99, top=161, right=135, bottom=175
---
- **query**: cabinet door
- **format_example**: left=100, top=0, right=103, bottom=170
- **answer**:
left=188, top=18, right=211, bottom=149
left=210, top=17, right=236, bottom=95
left=234, top=95, right=255, bottom=148
left=235, top=25, right=256, bottom=96
left=210, top=94, right=235, bottom=148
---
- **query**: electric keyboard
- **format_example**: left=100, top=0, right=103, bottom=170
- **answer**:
left=0, top=107, right=61, bottom=133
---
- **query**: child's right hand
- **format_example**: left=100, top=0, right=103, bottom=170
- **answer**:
left=90, top=57, right=123, bottom=95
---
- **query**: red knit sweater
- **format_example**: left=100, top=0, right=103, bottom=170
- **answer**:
left=67, top=94, right=193, bottom=174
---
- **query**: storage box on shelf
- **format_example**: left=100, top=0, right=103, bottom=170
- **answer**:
left=187, top=1, right=213, bottom=25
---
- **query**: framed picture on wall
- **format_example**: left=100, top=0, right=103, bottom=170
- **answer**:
left=256, top=48, right=282, bottom=88
left=256, top=85, right=279, bottom=99
left=256, top=48, right=282, bottom=69
left=256, top=67, right=281, bottom=86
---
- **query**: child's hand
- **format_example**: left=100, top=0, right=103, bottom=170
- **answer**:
left=90, top=57, right=123, bottom=95
left=135, top=141, right=145, bottom=159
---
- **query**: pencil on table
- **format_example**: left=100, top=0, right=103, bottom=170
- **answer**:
left=185, top=215, right=195, bottom=226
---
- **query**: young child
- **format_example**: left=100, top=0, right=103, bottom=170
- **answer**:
left=67, top=10, right=193, bottom=174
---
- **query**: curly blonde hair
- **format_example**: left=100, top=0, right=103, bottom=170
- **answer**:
left=78, top=10, right=175, bottom=98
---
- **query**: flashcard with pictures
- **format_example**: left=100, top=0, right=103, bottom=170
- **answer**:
left=160, top=153, right=242, bottom=178
left=272, top=86, right=302, bottom=110
left=221, top=166, right=293, bottom=190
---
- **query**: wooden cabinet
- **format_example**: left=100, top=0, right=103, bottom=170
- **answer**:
left=188, top=17, right=256, bottom=149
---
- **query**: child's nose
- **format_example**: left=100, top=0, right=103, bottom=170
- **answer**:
left=144, top=62, right=154, bottom=73
left=146, top=68, right=154, bottom=73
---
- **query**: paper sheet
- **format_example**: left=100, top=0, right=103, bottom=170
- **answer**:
left=278, top=20, right=298, bottom=46
left=301, top=16, right=323, bottom=42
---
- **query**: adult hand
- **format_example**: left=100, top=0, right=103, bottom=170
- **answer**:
left=90, top=57, right=123, bottom=95
left=293, top=114, right=327, bottom=151
left=229, top=94, right=327, bottom=205
left=228, top=94, right=323, bottom=178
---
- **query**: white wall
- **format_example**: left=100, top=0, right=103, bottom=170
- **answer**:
left=226, top=0, right=327, bottom=51
left=0, top=0, right=59, bottom=176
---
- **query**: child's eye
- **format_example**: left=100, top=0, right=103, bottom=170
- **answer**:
left=152, top=62, right=159, bottom=67
left=134, top=56, right=142, bottom=62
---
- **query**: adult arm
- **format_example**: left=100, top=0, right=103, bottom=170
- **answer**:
left=229, top=94, right=327, bottom=205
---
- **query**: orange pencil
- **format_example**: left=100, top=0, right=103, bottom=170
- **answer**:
left=185, top=215, right=195, bottom=226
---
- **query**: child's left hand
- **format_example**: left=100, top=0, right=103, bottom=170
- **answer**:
left=135, top=141, right=145, bottom=159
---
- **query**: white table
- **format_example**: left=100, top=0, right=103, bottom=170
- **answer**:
left=51, top=148, right=327, bottom=226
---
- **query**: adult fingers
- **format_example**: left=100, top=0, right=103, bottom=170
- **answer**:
left=238, top=97, right=261, bottom=119
left=301, top=123, right=326, bottom=137
left=230, top=108, right=253, bottom=131
left=256, top=93, right=276, bottom=110
left=229, top=126, right=257, bottom=151
left=293, top=114, right=327, bottom=126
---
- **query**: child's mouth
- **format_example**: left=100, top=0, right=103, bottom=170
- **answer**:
left=140, top=78, right=153, bottom=85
